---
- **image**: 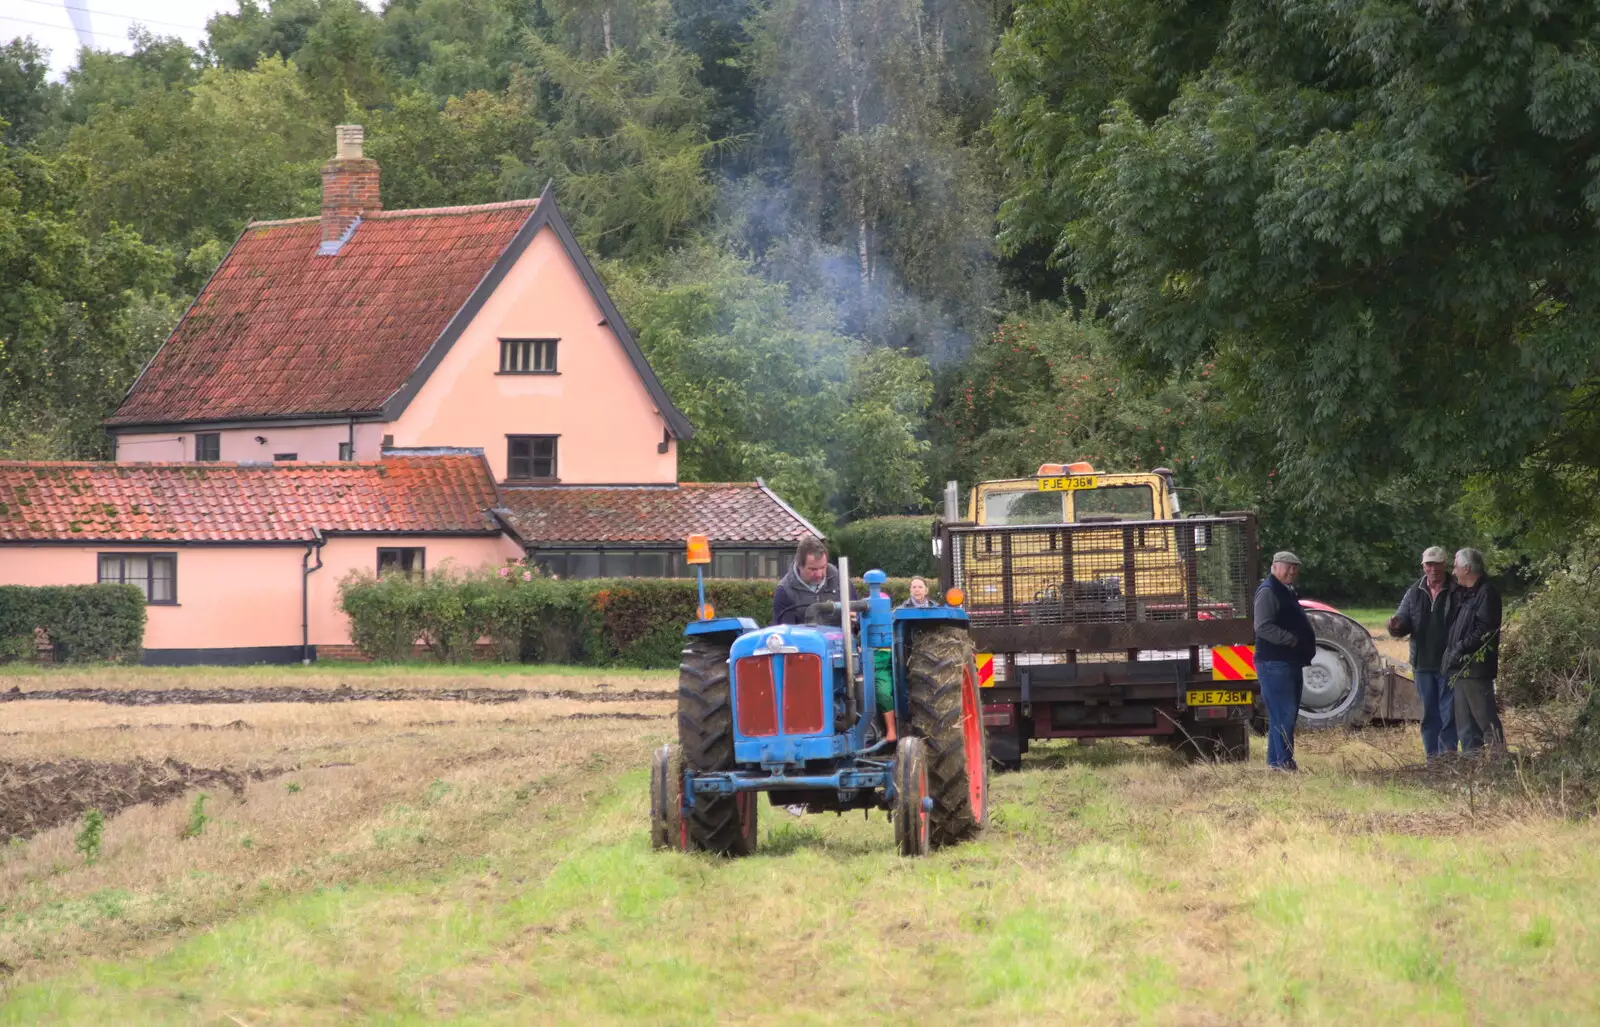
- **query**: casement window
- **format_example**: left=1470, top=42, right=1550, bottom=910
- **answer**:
left=194, top=433, right=220, bottom=461
left=273, top=452, right=298, bottom=462
left=98, top=553, right=177, bottom=604
left=506, top=435, right=557, bottom=481
left=338, top=442, right=353, bottom=461
left=499, top=338, right=558, bottom=374
left=531, top=548, right=783, bottom=580
left=377, top=547, right=425, bottom=579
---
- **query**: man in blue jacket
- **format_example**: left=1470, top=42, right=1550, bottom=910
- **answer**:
left=1254, top=551, right=1317, bottom=770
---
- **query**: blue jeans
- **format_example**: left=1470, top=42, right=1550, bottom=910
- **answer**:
left=1258, top=660, right=1304, bottom=769
left=1414, top=670, right=1458, bottom=756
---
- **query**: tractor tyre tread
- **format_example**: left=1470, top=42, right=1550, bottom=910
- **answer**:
left=905, top=626, right=987, bottom=848
left=677, top=639, right=756, bottom=856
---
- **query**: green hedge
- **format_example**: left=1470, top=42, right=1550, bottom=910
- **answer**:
left=338, top=566, right=914, bottom=669
left=832, top=516, right=938, bottom=579
left=0, top=584, right=146, bottom=663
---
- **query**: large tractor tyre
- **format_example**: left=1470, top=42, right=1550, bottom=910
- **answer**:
left=677, top=639, right=758, bottom=856
left=649, top=744, right=688, bottom=852
left=893, top=736, right=932, bottom=857
left=905, top=626, right=989, bottom=848
left=1298, top=609, right=1384, bottom=731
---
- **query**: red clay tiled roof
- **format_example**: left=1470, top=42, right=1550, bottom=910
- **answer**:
left=0, top=456, right=500, bottom=542
left=107, top=202, right=538, bottom=425
left=498, top=483, right=821, bottom=546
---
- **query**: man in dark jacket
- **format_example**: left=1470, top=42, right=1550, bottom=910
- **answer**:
left=1254, top=551, right=1317, bottom=770
left=1444, top=547, right=1504, bottom=753
left=1387, top=546, right=1459, bottom=758
left=772, top=537, right=856, bottom=625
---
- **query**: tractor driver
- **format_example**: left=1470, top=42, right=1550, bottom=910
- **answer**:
left=772, top=536, right=857, bottom=625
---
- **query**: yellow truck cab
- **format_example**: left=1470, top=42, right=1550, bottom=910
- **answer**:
left=968, top=462, right=1178, bottom=525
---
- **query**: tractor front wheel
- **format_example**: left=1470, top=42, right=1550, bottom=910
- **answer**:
left=649, top=744, right=687, bottom=851
left=677, top=638, right=758, bottom=856
left=893, top=736, right=931, bottom=857
left=905, top=626, right=989, bottom=848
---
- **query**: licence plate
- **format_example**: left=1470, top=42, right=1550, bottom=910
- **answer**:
left=1186, top=689, right=1252, bottom=706
left=1037, top=475, right=1098, bottom=491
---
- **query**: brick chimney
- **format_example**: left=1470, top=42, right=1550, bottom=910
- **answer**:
left=320, top=124, right=380, bottom=248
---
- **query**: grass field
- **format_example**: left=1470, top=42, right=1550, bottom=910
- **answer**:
left=1, top=664, right=1596, bottom=1025
left=1327, top=606, right=1392, bottom=632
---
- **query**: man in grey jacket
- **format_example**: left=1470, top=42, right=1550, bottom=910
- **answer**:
left=772, top=537, right=857, bottom=625
left=1387, top=546, right=1459, bottom=758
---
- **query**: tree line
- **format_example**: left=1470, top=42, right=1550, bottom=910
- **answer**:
left=3, top=0, right=1598, bottom=599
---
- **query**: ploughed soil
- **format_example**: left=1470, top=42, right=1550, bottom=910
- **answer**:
left=0, top=685, right=673, bottom=706
left=0, top=757, right=270, bottom=843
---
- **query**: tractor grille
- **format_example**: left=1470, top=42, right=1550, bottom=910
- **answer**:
left=734, top=654, right=828, bottom=737
left=781, top=654, right=826, bottom=734
left=939, top=514, right=1258, bottom=652
left=734, top=656, right=778, bottom=736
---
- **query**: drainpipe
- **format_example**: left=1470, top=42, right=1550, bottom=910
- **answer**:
left=347, top=417, right=355, bottom=460
left=302, top=527, right=325, bottom=665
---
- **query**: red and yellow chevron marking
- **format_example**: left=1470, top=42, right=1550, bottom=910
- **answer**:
left=976, top=653, right=995, bottom=688
left=1211, top=644, right=1257, bottom=681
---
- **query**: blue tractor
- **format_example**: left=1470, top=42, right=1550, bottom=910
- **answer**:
left=650, top=546, right=989, bottom=857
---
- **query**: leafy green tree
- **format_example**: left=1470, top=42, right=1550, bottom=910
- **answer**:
left=54, top=30, right=203, bottom=129
left=0, top=38, right=62, bottom=146
left=526, top=31, right=719, bottom=257
left=61, top=57, right=325, bottom=281
left=365, top=83, right=543, bottom=209
left=604, top=245, right=847, bottom=522
left=0, top=141, right=175, bottom=458
left=607, top=244, right=938, bottom=522
left=206, top=0, right=323, bottom=70
left=377, top=0, right=542, bottom=98
left=745, top=0, right=998, bottom=357
left=834, top=347, right=932, bottom=517
left=992, top=0, right=1600, bottom=505
left=295, top=0, right=392, bottom=116
left=931, top=308, right=1201, bottom=488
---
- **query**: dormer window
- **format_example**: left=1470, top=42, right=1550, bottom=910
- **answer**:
left=500, top=338, right=557, bottom=374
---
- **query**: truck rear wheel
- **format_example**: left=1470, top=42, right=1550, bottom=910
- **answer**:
left=1167, top=721, right=1250, bottom=763
left=677, top=638, right=758, bottom=856
left=905, top=626, right=988, bottom=848
left=1298, top=609, right=1383, bottom=731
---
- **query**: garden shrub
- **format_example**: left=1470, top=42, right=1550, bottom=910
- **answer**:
left=0, top=584, right=145, bottom=663
left=1499, top=567, right=1600, bottom=708
left=337, top=569, right=915, bottom=667
left=833, top=516, right=937, bottom=578
left=338, top=571, right=425, bottom=662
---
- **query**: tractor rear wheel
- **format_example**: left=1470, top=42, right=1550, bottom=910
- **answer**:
left=677, top=638, right=758, bottom=856
left=649, top=743, right=687, bottom=851
left=893, top=736, right=931, bottom=857
left=1298, top=609, right=1383, bottom=731
left=905, top=626, right=988, bottom=848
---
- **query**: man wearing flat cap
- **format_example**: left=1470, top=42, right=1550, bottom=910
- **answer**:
left=1254, top=551, right=1316, bottom=770
left=1387, top=546, right=1459, bottom=759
